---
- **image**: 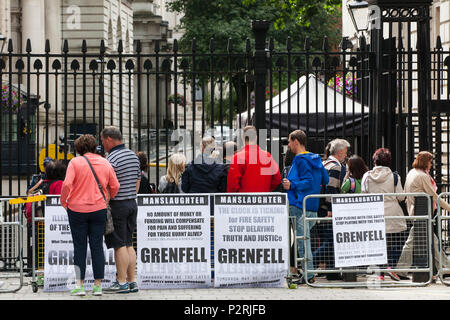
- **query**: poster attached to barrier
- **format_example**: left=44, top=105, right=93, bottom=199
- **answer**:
left=332, top=194, right=387, bottom=268
left=43, top=196, right=117, bottom=292
left=137, top=195, right=211, bottom=289
left=213, top=193, right=289, bottom=288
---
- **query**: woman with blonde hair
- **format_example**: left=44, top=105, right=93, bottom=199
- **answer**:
left=158, top=153, right=186, bottom=193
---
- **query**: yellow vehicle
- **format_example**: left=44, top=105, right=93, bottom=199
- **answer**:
left=37, top=144, right=74, bottom=172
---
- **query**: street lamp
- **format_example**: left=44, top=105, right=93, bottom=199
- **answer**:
left=347, top=0, right=370, bottom=33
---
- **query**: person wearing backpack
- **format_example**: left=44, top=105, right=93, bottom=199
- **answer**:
left=341, top=155, right=368, bottom=194
left=313, top=138, right=349, bottom=280
left=159, top=153, right=186, bottom=193
left=361, top=148, right=406, bottom=281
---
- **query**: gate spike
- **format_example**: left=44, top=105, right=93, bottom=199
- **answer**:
left=322, top=36, right=329, bottom=52
left=63, top=39, right=69, bottom=53
left=191, top=38, right=196, bottom=53
left=209, top=38, right=214, bottom=53
left=26, top=39, right=32, bottom=53
left=246, top=38, right=251, bottom=53
left=136, top=39, right=142, bottom=53
left=436, top=36, right=442, bottom=50
left=81, top=40, right=87, bottom=53
left=227, top=38, right=232, bottom=53
left=100, top=40, right=105, bottom=55
left=304, top=37, right=310, bottom=51
left=118, top=39, right=123, bottom=53
left=286, top=36, right=292, bottom=51
left=8, top=39, right=13, bottom=53
left=45, top=39, right=50, bottom=53
left=155, top=40, right=160, bottom=53
left=269, top=37, right=274, bottom=52
left=173, top=39, right=178, bottom=53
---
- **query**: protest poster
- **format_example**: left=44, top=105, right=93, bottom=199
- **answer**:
left=332, top=194, right=387, bottom=267
left=43, top=196, right=116, bottom=292
left=137, top=195, right=211, bottom=289
left=213, top=193, right=289, bottom=288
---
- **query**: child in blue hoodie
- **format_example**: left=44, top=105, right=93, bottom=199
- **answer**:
left=282, top=130, right=329, bottom=283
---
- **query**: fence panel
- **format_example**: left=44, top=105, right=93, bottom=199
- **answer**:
left=288, top=193, right=433, bottom=288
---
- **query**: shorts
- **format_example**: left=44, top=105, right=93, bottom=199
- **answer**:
left=105, top=199, right=137, bottom=249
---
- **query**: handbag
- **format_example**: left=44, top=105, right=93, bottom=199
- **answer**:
left=82, top=156, right=114, bottom=235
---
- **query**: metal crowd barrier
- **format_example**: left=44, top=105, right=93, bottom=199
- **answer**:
left=0, top=198, right=24, bottom=293
left=437, top=192, right=450, bottom=285
left=288, top=192, right=433, bottom=288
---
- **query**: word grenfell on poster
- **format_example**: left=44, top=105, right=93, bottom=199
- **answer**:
left=43, top=196, right=117, bottom=292
left=331, top=194, right=387, bottom=268
left=213, top=193, right=289, bottom=288
left=137, top=195, right=211, bottom=289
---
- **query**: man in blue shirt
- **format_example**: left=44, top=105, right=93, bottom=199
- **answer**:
left=282, top=130, right=329, bottom=283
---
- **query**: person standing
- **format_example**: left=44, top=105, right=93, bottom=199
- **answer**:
left=159, top=153, right=186, bottom=193
left=136, top=151, right=154, bottom=194
left=181, top=137, right=225, bottom=193
left=361, top=148, right=406, bottom=281
left=227, top=126, right=281, bottom=193
left=282, top=130, right=329, bottom=283
left=101, top=127, right=141, bottom=294
left=313, top=138, right=349, bottom=280
left=396, top=151, right=450, bottom=280
left=60, top=135, right=120, bottom=296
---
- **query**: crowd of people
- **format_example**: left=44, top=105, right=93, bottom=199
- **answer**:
left=25, top=124, right=450, bottom=294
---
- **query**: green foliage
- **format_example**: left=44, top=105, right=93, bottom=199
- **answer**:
left=166, top=0, right=342, bottom=53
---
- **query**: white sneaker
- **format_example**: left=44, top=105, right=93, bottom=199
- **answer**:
left=0, top=280, right=4, bottom=288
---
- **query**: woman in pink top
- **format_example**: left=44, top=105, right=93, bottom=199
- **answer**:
left=61, top=135, right=120, bottom=296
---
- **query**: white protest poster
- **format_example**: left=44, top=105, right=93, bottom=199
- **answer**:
left=137, top=194, right=211, bottom=289
left=213, top=193, right=289, bottom=288
left=43, top=196, right=117, bottom=292
left=332, top=194, right=387, bottom=267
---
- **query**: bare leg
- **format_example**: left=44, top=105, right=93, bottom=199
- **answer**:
left=114, top=247, right=129, bottom=283
left=126, top=246, right=136, bottom=283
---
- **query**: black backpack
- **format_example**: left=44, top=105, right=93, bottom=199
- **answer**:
left=161, top=181, right=180, bottom=194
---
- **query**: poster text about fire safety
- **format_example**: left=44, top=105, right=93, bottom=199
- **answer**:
left=213, top=194, right=289, bottom=288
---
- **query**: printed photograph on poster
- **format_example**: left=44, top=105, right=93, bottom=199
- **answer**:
left=213, top=193, right=289, bottom=288
left=43, top=196, right=117, bottom=292
left=332, top=194, right=387, bottom=268
left=137, top=195, right=211, bottom=289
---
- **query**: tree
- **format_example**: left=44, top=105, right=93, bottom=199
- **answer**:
left=166, top=0, right=342, bottom=121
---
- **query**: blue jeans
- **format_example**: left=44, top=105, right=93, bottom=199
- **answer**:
left=67, top=208, right=106, bottom=281
left=290, top=206, right=317, bottom=280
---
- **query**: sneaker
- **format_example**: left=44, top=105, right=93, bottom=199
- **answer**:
left=0, top=280, right=4, bottom=288
left=104, top=281, right=129, bottom=294
left=128, top=282, right=139, bottom=293
left=386, top=268, right=401, bottom=281
left=92, top=285, right=102, bottom=296
left=377, top=275, right=385, bottom=281
left=70, top=286, right=86, bottom=296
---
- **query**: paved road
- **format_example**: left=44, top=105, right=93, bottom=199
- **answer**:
left=1, top=276, right=449, bottom=300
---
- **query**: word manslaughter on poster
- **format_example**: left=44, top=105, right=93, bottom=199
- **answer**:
left=137, top=195, right=211, bottom=289
left=332, top=195, right=387, bottom=267
left=214, top=194, right=289, bottom=288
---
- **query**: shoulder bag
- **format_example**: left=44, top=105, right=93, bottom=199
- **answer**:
left=82, top=156, right=114, bottom=235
